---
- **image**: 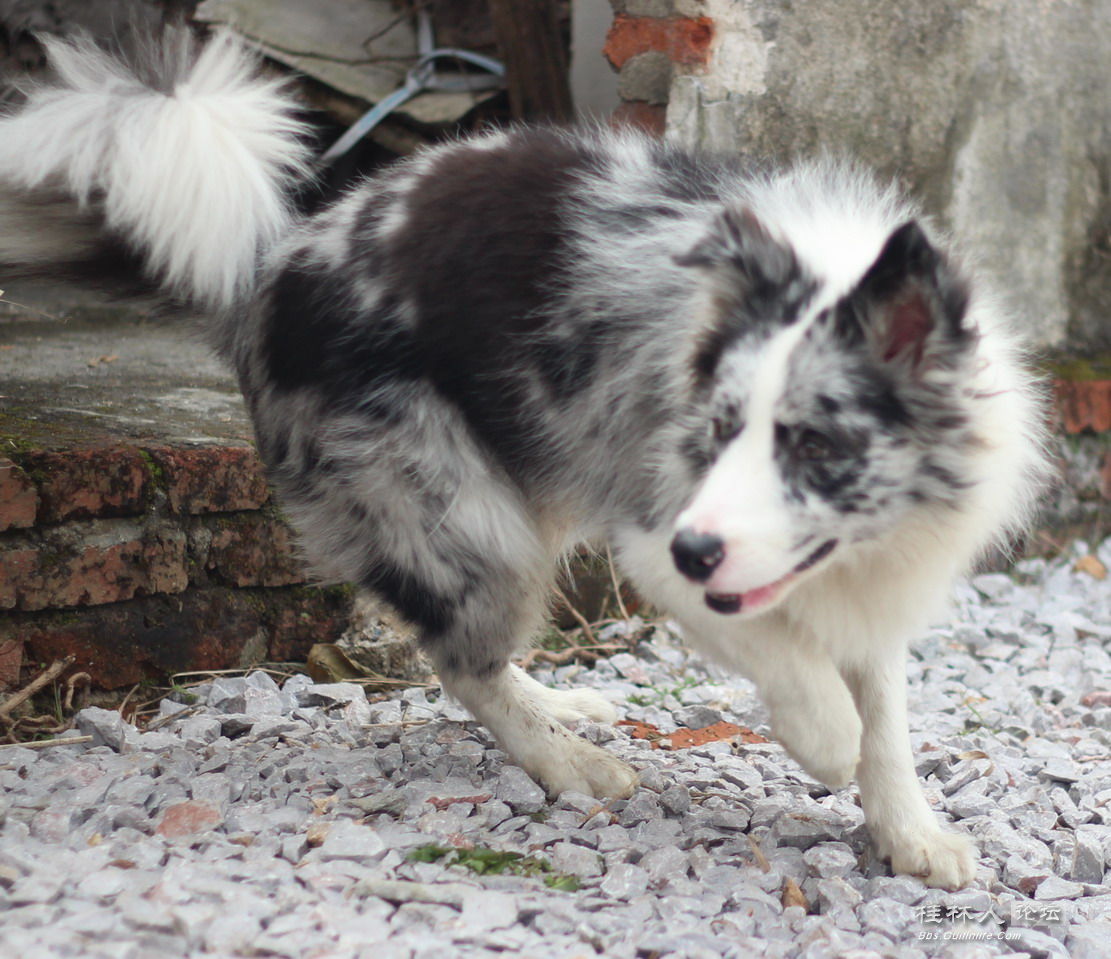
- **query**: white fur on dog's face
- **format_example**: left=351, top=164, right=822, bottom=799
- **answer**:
left=673, top=237, right=981, bottom=616
left=676, top=316, right=841, bottom=615
left=670, top=196, right=992, bottom=620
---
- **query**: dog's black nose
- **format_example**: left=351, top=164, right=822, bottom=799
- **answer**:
left=670, top=528, right=725, bottom=581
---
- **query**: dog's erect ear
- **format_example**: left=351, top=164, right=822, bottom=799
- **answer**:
left=836, top=221, right=971, bottom=371
left=676, top=207, right=797, bottom=291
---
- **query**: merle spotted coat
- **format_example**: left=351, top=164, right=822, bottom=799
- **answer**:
left=0, top=32, right=1048, bottom=889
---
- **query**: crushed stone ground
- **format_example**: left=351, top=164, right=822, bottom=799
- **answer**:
left=1, top=541, right=1109, bottom=958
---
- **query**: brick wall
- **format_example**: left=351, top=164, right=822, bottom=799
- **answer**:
left=604, top=1, right=708, bottom=135
left=0, top=444, right=352, bottom=690
left=1049, top=378, right=1111, bottom=536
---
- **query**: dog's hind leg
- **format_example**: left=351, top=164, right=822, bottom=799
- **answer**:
left=288, top=417, right=636, bottom=800
left=441, top=665, right=636, bottom=799
left=841, top=653, right=976, bottom=890
left=411, top=521, right=634, bottom=799
left=363, top=509, right=636, bottom=799
left=504, top=664, right=619, bottom=724
left=377, top=508, right=635, bottom=799
left=264, top=376, right=638, bottom=801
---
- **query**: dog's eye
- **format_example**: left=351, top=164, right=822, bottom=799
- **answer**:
left=797, top=430, right=835, bottom=463
left=711, top=412, right=742, bottom=444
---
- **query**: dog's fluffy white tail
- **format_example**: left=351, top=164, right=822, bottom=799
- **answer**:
left=0, top=29, right=311, bottom=311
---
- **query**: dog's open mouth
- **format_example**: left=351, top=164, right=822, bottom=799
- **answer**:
left=704, top=539, right=838, bottom=615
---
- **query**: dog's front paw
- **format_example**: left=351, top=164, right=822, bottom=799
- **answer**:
left=772, top=689, right=862, bottom=789
left=878, top=826, right=977, bottom=890
left=510, top=666, right=618, bottom=724
left=786, top=735, right=860, bottom=790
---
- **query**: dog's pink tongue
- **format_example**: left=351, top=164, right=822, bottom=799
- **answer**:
left=740, top=581, right=782, bottom=610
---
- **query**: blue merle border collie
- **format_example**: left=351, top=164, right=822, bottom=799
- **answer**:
left=0, top=32, right=1049, bottom=888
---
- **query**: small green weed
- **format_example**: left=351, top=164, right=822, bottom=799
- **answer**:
left=168, top=684, right=199, bottom=705
left=406, top=844, right=581, bottom=891
left=625, top=675, right=702, bottom=708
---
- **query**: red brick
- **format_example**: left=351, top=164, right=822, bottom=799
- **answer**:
left=5, top=586, right=352, bottom=688
left=1054, top=379, right=1111, bottom=433
left=0, top=548, right=40, bottom=610
left=266, top=594, right=354, bottom=662
left=611, top=100, right=667, bottom=137
left=0, top=458, right=39, bottom=531
left=197, top=514, right=306, bottom=588
left=146, top=445, right=270, bottom=514
left=0, top=637, right=23, bottom=688
left=21, top=447, right=149, bottom=523
left=604, top=14, right=714, bottom=71
left=0, top=524, right=188, bottom=611
left=157, top=800, right=223, bottom=838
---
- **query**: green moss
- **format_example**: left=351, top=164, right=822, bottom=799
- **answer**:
left=137, top=448, right=167, bottom=488
left=1044, top=352, right=1111, bottom=382
left=0, top=401, right=98, bottom=451
left=0, top=432, right=40, bottom=460
left=537, top=625, right=572, bottom=652
left=168, top=683, right=199, bottom=705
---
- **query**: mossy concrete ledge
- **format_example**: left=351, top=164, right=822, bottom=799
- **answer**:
left=0, top=305, right=357, bottom=689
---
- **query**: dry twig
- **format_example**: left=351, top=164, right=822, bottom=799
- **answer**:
left=606, top=545, right=631, bottom=620
left=553, top=586, right=597, bottom=645
left=63, top=672, right=91, bottom=712
left=0, top=656, right=74, bottom=722
left=0, top=735, right=93, bottom=751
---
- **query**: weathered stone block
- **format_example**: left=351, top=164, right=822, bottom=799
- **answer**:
left=617, top=51, right=673, bottom=105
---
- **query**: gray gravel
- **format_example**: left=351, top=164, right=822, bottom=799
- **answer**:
left=2, top=541, right=1110, bottom=958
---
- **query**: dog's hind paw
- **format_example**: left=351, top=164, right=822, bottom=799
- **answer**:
left=882, top=828, right=977, bottom=890
left=527, top=738, right=638, bottom=800
left=547, top=688, right=619, bottom=725
left=510, top=666, right=619, bottom=724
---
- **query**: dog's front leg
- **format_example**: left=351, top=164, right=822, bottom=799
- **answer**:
left=685, top=616, right=863, bottom=789
left=741, top=637, right=863, bottom=790
left=440, top=663, right=639, bottom=801
left=842, top=653, right=976, bottom=889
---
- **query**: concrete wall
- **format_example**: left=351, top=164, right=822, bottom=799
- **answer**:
left=571, top=0, right=621, bottom=119
left=608, top=0, right=1110, bottom=354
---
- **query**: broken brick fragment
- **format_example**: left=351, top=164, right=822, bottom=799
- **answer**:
left=157, top=800, right=223, bottom=838
left=604, top=14, right=714, bottom=71
left=1053, top=379, right=1111, bottom=433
